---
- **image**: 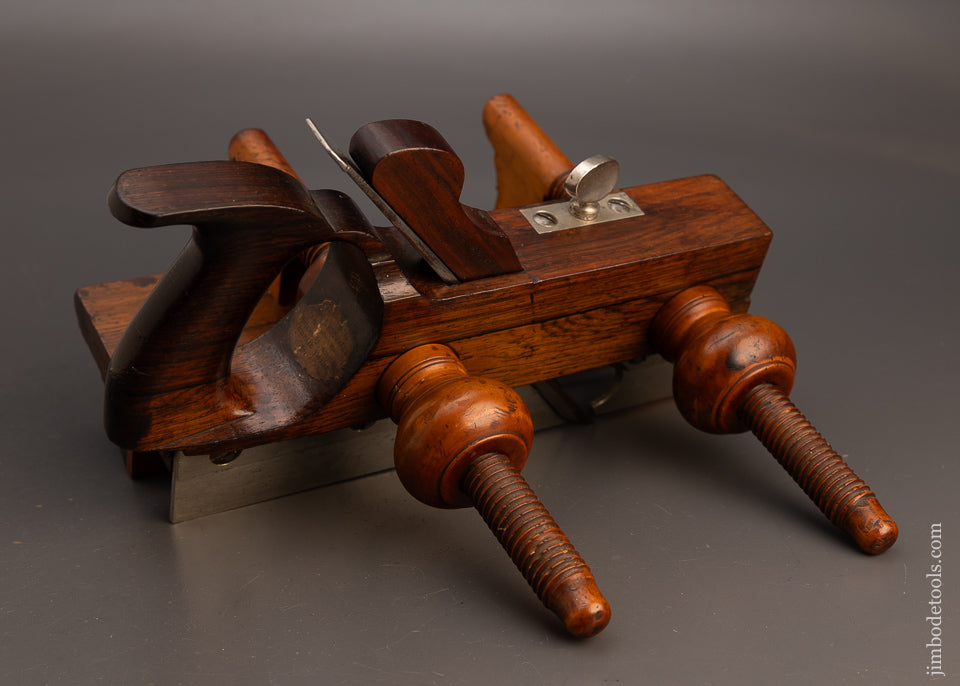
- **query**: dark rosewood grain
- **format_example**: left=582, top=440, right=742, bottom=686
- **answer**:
left=350, top=119, right=523, bottom=281
left=79, top=171, right=770, bottom=454
left=103, top=161, right=383, bottom=451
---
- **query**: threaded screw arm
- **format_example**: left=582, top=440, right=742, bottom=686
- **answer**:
left=739, top=384, right=898, bottom=554
left=461, top=452, right=611, bottom=637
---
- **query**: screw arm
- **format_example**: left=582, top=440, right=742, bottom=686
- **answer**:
left=740, top=383, right=898, bottom=554
left=379, top=343, right=612, bottom=637
left=462, top=452, right=610, bottom=637
left=650, top=285, right=898, bottom=554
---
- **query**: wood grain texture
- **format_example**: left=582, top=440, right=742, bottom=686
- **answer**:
left=651, top=284, right=796, bottom=434
left=379, top=343, right=533, bottom=509
left=650, top=286, right=898, bottom=554
left=76, top=172, right=770, bottom=455
left=350, top=119, right=523, bottom=280
left=101, top=161, right=383, bottom=451
left=483, top=93, right=574, bottom=208
left=229, top=128, right=303, bottom=181
left=379, top=344, right=610, bottom=638
left=228, top=128, right=306, bottom=303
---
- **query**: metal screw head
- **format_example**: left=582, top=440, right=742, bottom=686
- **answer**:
left=564, top=154, right=620, bottom=204
left=209, top=449, right=242, bottom=466
left=533, top=210, right=559, bottom=228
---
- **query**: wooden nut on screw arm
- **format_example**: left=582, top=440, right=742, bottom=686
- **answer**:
left=378, top=344, right=532, bottom=509
left=378, top=344, right=611, bottom=638
left=650, top=286, right=898, bottom=554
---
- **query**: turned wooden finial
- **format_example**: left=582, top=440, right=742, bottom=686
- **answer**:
left=378, top=344, right=611, bottom=638
left=378, top=343, right=533, bottom=509
left=651, top=284, right=797, bottom=434
left=651, top=286, right=898, bottom=555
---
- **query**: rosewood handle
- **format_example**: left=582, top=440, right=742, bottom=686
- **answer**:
left=650, top=286, right=898, bottom=554
left=349, top=119, right=522, bottom=281
left=482, top=93, right=574, bottom=208
left=228, top=128, right=327, bottom=304
left=104, top=161, right=383, bottom=450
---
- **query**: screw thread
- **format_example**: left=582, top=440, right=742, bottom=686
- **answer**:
left=462, top=452, right=610, bottom=637
left=739, top=383, right=898, bottom=554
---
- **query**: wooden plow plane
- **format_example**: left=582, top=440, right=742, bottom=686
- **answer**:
left=75, top=94, right=897, bottom=638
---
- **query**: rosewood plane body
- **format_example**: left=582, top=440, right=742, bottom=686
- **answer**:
left=78, top=171, right=769, bottom=454
left=75, top=93, right=896, bottom=638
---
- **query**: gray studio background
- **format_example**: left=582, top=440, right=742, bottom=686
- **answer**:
left=1, top=1, right=957, bottom=684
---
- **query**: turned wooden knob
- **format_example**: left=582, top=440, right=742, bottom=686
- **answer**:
left=378, top=343, right=533, bottom=509
left=651, top=285, right=797, bottom=434
left=378, top=344, right=611, bottom=638
left=650, top=286, right=898, bottom=555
